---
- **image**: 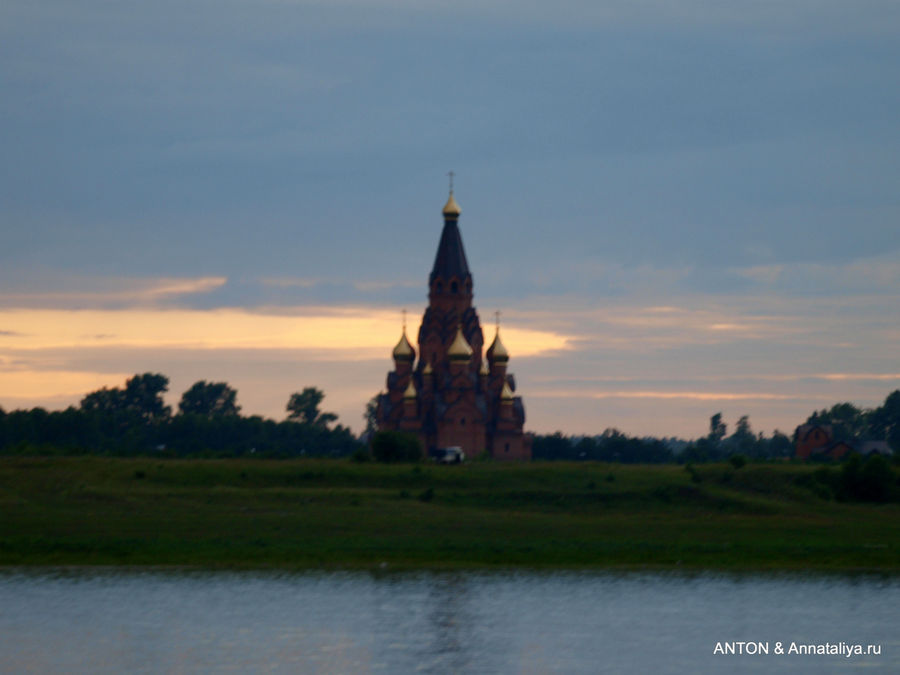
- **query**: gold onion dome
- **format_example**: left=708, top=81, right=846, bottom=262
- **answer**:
left=403, top=379, right=417, bottom=399
left=392, top=330, right=415, bottom=361
left=500, top=380, right=514, bottom=401
left=487, top=329, right=509, bottom=363
left=442, top=192, right=461, bottom=217
left=447, top=325, right=474, bottom=361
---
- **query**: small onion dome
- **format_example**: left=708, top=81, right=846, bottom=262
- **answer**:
left=486, top=329, right=509, bottom=363
left=500, top=380, right=514, bottom=401
left=392, top=330, right=415, bottom=362
left=442, top=192, right=461, bottom=217
left=447, top=325, right=473, bottom=361
left=479, top=359, right=489, bottom=376
left=422, top=361, right=433, bottom=375
left=403, top=379, right=417, bottom=399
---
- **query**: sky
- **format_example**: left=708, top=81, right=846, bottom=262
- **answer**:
left=1, top=0, right=899, bottom=439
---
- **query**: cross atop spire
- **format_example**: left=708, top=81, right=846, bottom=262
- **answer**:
left=448, top=170, right=455, bottom=194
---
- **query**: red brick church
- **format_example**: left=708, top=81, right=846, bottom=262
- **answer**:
left=376, top=190, right=531, bottom=460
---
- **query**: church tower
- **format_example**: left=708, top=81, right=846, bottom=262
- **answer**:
left=376, top=189, right=531, bottom=460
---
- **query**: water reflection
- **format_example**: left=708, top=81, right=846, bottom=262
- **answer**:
left=0, top=569, right=897, bottom=674
left=422, top=574, right=470, bottom=672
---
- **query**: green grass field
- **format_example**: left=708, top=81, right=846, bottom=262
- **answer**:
left=1, top=457, right=897, bottom=571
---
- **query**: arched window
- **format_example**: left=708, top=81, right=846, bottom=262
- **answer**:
left=436, top=281, right=443, bottom=293
left=450, top=281, right=458, bottom=293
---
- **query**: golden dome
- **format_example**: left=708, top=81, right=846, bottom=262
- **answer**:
left=500, top=380, right=514, bottom=401
left=447, top=324, right=473, bottom=361
left=403, top=379, right=417, bottom=399
left=442, top=192, right=461, bottom=217
left=392, top=330, right=415, bottom=361
left=487, top=328, right=509, bottom=363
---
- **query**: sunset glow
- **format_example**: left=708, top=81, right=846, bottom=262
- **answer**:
left=0, top=308, right=569, bottom=356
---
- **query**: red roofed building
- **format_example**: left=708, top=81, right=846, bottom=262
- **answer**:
left=795, top=424, right=833, bottom=459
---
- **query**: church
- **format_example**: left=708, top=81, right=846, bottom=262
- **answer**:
left=375, top=189, right=531, bottom=460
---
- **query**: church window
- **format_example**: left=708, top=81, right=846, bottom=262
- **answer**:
left=436, top=281, right=443, bottom=293
left=451, top=281, right=458, bottom=293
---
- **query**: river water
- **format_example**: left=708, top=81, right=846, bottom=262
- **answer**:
left=0, top=569, right=897, bottom=673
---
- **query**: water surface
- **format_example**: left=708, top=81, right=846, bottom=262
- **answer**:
left=1, top=569, right=897, bottom=673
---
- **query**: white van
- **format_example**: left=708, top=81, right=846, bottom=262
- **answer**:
left=435, top=446, right=465, bottom=464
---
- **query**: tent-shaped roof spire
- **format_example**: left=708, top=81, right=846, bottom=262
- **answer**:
left=429, top=180, right=471, bottom=286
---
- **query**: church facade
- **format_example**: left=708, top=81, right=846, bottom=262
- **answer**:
left=375, top=191, right=531, bottom=460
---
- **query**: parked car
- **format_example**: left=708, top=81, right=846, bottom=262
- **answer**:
left=434, top=446, right=465, bottom=464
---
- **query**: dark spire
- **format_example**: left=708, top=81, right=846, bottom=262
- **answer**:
left=429, top=189, right=471, bottom=286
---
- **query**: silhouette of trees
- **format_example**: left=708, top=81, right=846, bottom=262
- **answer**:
left=532, top=429, right=673, bottom=463
left=806, top=402, right=867, bottom=442
left=371, top=431, right=423, bottom=463
left=801, top=391, right=900, bottom=451
left=0, top=374, right=360, bottom=457
left=4, top=382, right=898, bottom=461
left=80, top=373, right=170, bottom=421
left=863, top=390, right=900, bottom=451
left=286, top=387, right=337, bottom=428
left=709, top=413, right=727, bottom=445
left=363, top=393, right=380, bottom=436
left=179, top=381, right=241, bottom=418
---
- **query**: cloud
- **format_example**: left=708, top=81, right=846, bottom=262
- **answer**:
left=0, top=306, right=569, bottom=357
left=533, top=389, right=820, bottom=402
left=0, top=369, right=132, bottom=401
left=0, top=276, right=227, bottom=310
left=260, top=278, right=324, bottom=289
left=729, top=253, right=900, bottom=295
left=818, top=373, right=900, bottom=382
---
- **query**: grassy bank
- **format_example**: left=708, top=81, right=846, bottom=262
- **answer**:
left=1, top=457, right=898, bottom=571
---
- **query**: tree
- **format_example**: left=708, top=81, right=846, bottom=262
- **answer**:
left=806, top=402, right=867, bottom=442
left=708, top=413, right=727, bottom=445
left=870, top=390, right=900, bottom=451
left=78, top=373, right=170, bottom=452
left=286, top=387, right=337, bottom=427
left=362, top=393, right=380, bottom=436
left=179, top=381, right=241, bottom=418
left=531, top=432, right=575, bottom=461
left=768, top=430, right=794, bottom=458
left=730, top=415, right=757, bottom=456
left=80, top=386, right=127, bottom=414
left=371, top=430, right=423, bottom=463
left=80, top=374, right=170, bottom=422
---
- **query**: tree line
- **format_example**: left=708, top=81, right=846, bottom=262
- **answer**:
left=532, top=389, right=900, bottom=463
left=802, top=392, right=900, bottom=449
left=2, top=376, right=898, bottom=464
left=0, top=373, right=360, bottom=458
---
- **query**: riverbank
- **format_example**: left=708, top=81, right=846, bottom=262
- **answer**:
left=1, top=457, right=897, bottom=571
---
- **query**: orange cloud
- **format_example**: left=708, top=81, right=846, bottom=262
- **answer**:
left=0, top=369, right=131, bottom=401
left=533, top=389, right=819, bottom=401
left=0, top=307, right=569, bottom=358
